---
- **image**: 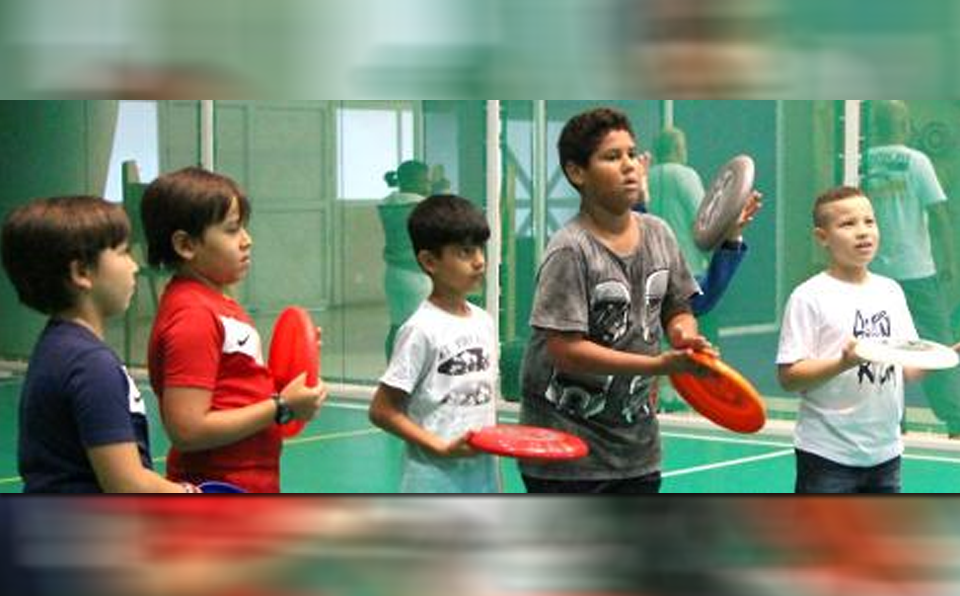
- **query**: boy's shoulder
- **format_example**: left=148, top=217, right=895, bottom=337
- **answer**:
left=32, top=322, right=120, bottom=375
left=158, top=277, right=238, bottom=318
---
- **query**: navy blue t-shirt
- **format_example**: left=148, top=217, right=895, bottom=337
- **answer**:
left=18, top=320, right=153, bottom=493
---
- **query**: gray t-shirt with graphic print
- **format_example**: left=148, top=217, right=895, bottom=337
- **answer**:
left=520, top=213, right=699, bottom=481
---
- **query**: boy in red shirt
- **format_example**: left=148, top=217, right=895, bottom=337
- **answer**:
left=143, top=167, right=326, bottom=492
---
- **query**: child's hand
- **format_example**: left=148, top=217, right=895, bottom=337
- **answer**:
left=671, top=331, right=718, bottom=359
left=658, top=349, right=713, bottom=377
left=840, top=339, right=865, bottom=370
left=433, top=433, right=479, bottom=459
left=281, top=372, right=328, bottom=421
left=726, top=190, right=763, bottom=241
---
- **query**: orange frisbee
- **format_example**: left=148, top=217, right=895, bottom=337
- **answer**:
left=468, top=425, right=589, bottom=461
left=268, top=307, right=320, bottom=439
left=669, top=352, right=766, bottom=434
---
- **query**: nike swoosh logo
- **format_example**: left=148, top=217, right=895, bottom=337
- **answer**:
left=238, top=335, right=250, bottom=346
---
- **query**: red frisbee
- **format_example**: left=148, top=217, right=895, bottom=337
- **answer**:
left=467, top=424, right=589, bottom=461
left=268, top=307, right=320, bottom=438
left=669, top=352, right=766, bottom=434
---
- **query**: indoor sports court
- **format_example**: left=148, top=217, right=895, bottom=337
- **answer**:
left=2, top=100, right=960, bottom=493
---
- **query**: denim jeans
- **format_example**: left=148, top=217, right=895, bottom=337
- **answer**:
left=795, top=449, right=902, bottom=494
left=522, top=471, right=663, bottom=494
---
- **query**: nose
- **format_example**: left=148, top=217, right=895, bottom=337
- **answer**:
left=241, top=227, right=253, bottom=249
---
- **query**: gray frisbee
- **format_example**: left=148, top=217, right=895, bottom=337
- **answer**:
left=694, top=155, right=755, bottom=251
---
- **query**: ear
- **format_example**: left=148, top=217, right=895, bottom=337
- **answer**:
left=68, top=259, right=94, bottom=292
left=417, top=249, right=438, bottom=275
left=813, top=226, right=829, bottom=247
left=565, top=162, right=586, bottom=189
left=172, top=230, right=199, bottom=262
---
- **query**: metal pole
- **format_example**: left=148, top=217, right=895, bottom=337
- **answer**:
left=200, top=100, right=216, bottom=171
left=842, top=100, right=862, bottom=186
left=532, top=100, right=548, bottom=262
left=661, top=100, right=675, bottom=129
left=485, top=101, right=503, bottom=345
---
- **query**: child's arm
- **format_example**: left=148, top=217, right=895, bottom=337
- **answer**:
left=778, top=339, right=862, bottom=393
left=162, top=373, right=325, bottom=453
left=368, top=384, right=477, bottom=459
left=545, top=329, right=709, bottom=377
left=88, top=443, right=195, bottom=493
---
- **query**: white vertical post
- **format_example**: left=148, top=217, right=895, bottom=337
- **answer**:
left=532, top=100, right=548, bottom=262
left=486, top=100, right=503, bottom=347
left=843, top=100, right=862, bottom=186
left=200, top=100, right=216, bottom=171
left=661, top=100, right=675, bottom=129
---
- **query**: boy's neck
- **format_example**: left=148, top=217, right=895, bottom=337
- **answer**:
left=827, top=263, right=870, bottom=284
left=579, top=203, right=639, bottom=255
left=428, top=290, right=471, bottom=317
left=580, top=201, right=634, bottom=235
left=177, top=266, right=228, bottom=294
left=57, top=303, right=105, bottom=340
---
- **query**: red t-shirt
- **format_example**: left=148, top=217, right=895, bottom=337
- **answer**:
left=149, top=277, right=281, bottom=493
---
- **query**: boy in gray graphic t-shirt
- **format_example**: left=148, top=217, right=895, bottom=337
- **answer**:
left=520, top=107, right=711, bottom=494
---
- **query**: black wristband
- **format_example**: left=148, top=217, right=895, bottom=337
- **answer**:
left=272, top=394, right=293, bottom=425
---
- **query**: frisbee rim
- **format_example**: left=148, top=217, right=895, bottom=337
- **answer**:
left=669, top=351, right=767, bottom=434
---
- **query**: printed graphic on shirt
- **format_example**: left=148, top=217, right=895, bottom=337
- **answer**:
left=220, top=316, right=263, bottom=365
left=437, top=343, right=494, bottom=408
left=641, top=270, right=669, bottom=344
left=544, top=271, right=664, bottom=427
left=123, top=366, right=146, bottom=416
left=590, top=281, right=631, bottom=346
left=853, top=309, right=897, bottom=388
left=438, top=347, right=490, bottom=376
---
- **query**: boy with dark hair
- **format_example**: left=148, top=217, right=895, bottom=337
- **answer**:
left=1, top=196, right=194, bottom=492
left=369, top=194, right=500, bottom=493
left=520, top=107, right=712, bottom=494
left=143, top=167, right=325, bottom=493
left=777, top=186, right=957, bottom=493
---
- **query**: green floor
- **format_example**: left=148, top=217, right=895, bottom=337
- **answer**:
left=3, top=376, right=960, bottom=493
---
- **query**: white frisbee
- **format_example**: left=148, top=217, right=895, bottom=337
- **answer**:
left=854, top=338, right=960, bottom=370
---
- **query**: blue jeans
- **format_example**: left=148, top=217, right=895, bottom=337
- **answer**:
left=795, top=449, right=902, bottom=494
left=522, top=472, right=663, bottom=494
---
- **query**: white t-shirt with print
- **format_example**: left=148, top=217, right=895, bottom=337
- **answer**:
left=381, top=300, right=500, bottom=493
left=778, top=272, right=918, bottom=467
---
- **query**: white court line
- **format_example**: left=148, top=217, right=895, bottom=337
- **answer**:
left=325, top=400, right=960, bottom=465
left=663, top=449, right=794, bottom=479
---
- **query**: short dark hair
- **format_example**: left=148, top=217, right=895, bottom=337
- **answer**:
left=871, top=100, right=910, bottom=144
left=813, top=186, right=867, bottom=227
left=653, top=127, right=686, bottom=163
left=1, top=196, right=130, bottom=315
left=407, top=194, right=490, bottom=257
left=385, top=160, right=429, bottom=192
left=558, top=107, right=636, bottom=188
left=141, top=167, right=250, bottom=268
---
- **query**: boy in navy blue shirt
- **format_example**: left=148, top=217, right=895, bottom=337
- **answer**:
left=1, top=196, right=195, bottom=493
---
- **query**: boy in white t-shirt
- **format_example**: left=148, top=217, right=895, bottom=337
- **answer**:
left=778, top=186, right=959, bottom=493
left=369, top=194, right=500, bottom=493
